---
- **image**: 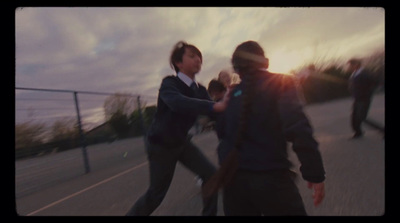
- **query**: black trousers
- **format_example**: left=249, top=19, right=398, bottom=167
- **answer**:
left=351, top=98, right=384, bottom=135
left=223, top=169, right=307, bottom=216
left=126, top=138, right=218, bottom=216
left=351, top=98, right=372, bottom=135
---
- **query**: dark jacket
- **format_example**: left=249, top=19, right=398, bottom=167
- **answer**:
left=218, top=70, right=325, bottom=183
left=212, top=98, right=225, bottom=140
left=147, top=75, right=214, bottom=148
left=349, top=69, right=377, bottom=100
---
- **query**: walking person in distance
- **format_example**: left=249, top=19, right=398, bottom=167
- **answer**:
left=347, top=58, right=384, bottom=139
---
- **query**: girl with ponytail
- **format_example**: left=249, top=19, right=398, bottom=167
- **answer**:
left=203, top=41, right=325, bottom=216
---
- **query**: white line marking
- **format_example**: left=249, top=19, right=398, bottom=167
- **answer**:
left=26, top=161, right=148, bottom=216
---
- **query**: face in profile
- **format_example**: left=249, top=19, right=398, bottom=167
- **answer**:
left=177, top=47, right=202, bottom=75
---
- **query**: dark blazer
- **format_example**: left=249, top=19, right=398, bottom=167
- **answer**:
left=349, top=69, right=377, bottom=100
left=218, top=70, right=325, bottom=183
left=147, top=75, right=214, bottom=148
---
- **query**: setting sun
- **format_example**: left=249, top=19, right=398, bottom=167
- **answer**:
left=267, top=47, right=314, bottom=75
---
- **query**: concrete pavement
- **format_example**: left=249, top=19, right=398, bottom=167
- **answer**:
left=15, top=93, right=385, bottom=216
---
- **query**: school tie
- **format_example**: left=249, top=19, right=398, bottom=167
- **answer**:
left=190, top=82, right=198, bottom=92
left=190, top=82, right=200, bottom=97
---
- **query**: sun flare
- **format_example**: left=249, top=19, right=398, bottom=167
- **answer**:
left=267, top=48, right=313, bottom=75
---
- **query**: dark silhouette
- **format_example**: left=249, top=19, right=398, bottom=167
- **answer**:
left=203, top=41, right=325, bottom=216
left=347, top=58, right=383, bottom=139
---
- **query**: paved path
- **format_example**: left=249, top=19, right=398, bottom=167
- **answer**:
left=15, top=93, right=385, bottom=216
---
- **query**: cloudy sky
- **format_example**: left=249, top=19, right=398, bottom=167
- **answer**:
left=15, top=7, right=384, bottom=127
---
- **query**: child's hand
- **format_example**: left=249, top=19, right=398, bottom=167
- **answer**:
left=307, top=181, right=325, bottom=207
left=213, top=90, right=230, bottom=112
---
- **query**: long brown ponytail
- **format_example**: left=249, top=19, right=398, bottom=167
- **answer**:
left=202, top=41, right=267, bottom=199
left=202, top=72, right=258, bottom=198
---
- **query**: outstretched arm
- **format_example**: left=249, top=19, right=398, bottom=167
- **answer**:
left=159, top=77, right=214, bottom=115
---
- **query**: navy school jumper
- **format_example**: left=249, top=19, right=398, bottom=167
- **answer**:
left=218, top=70, right=325, bottom=183
left=147, top=75, right=214, bottom=148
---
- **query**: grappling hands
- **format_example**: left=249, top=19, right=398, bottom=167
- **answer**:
left=212, top=87, right=233, bottom=113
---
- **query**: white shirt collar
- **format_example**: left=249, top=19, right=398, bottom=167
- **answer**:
left=177, top=72, right=197, bottom=87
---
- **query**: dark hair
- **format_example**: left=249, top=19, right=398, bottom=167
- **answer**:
left=202, top=68, right=258, bottom=198
left=203, top=41, right=264, bottom=198
left=207, top=79, right=226, bottom=94
left=231, top=40, right=269, bottom=74
left=232, top=41, right=268, bottom=150
left=347, top=58, right=362, bottom=66
left=170, top=41, right=202, bottom=73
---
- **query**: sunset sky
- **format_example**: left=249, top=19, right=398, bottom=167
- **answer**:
left=15, top=7, right=385, bottom=126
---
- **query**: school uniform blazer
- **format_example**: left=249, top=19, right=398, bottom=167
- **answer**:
left=348, top=69, right=376, bottom=101
left=147, top=75, right=214, bottom=148
left=218, top=70, right=325, bottom=183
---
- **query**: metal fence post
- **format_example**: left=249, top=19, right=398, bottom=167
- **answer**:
left=137, top=95, right=146, bottom=135
left=73, top=92, right=91, bottom=174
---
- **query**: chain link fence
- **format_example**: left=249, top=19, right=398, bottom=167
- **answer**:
left=15, top=87, right=159, bottom=197
left=15, top=87, right=156, bottom=165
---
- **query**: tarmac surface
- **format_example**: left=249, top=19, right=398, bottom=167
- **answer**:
left=15, top=93, right=385, bottom=216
